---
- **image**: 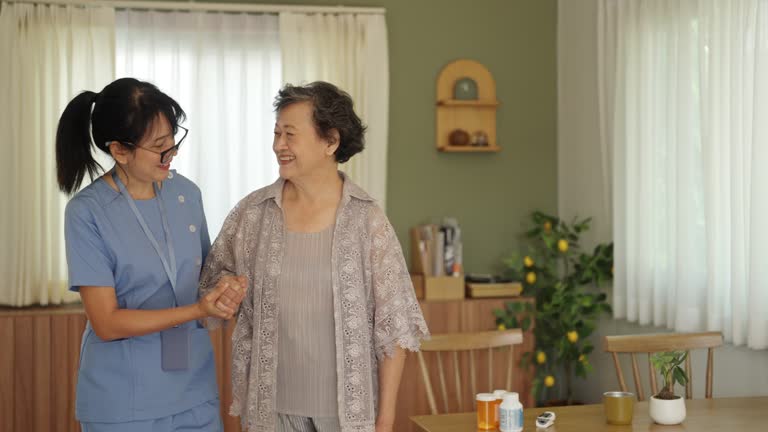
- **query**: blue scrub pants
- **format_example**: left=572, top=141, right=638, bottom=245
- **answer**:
left=80, top=399, right=222, bottom=432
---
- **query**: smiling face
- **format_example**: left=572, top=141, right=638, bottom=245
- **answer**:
left=111, top=113, right=177, bottom=184
left=272, top=101, right=339, bottom=181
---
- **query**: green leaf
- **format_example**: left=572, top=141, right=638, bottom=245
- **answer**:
left=575, top=362, right=586, bottom=378
left=531, top=377, right=542, bottom=400
left=674, top=366, right=688, bottom=385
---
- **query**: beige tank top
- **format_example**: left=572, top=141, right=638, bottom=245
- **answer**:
left=275, top=225, right=338, bottom=417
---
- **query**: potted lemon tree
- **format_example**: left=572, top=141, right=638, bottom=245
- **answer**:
left=495, top=211, right=613, bottom=405
left=649, top=351, right=688, bottom=424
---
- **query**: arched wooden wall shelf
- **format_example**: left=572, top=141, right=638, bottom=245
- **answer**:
left=436, top=59, right=500, bottom=152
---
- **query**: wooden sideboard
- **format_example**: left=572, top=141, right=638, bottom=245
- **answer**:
left=0, top=297, right=534, bottom=432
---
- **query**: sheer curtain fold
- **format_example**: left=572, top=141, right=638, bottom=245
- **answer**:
left=0, top=2, right=114, bottom=306
left=600, top=0, right=768, bottom=349
left=116, top=10, right=281, bottom=236
left=279, top=12, right=390, bottom=209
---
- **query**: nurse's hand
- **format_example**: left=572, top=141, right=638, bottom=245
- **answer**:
left=214, top=275, right=248, bottom=316
left=197, top=277, right=244, bottom=320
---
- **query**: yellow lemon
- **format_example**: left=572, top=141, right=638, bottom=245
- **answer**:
left=544, top=375, right=555, bottom=387
left=543, top=221, right=552, bottom=232
left=536, top=351, right=547, bottom=364
left=567, top=330, right=579, bottom=343
left=525, top=272, right=537, bottom=285
left=557, top=239, right=569, bottom=253
left=497, top=323, right=507, bottom=331
left=523, top=256, right=534, bottom=268
left=579, top=354, right=586, bottom=362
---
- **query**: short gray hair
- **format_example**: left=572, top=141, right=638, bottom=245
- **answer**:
left=274, top=81, right=366, bottom=163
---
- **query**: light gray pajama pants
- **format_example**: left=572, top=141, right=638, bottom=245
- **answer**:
left=276, top=414, right=342, bottom=432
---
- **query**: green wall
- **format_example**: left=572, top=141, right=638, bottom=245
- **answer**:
left=384, top=0, right=558, bottom=274
left=180, top=0, right=558, bottom=274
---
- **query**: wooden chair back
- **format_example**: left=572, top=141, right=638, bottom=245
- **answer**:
left=603, top=332, right=723, bottom=401
left=417, top=329, right=523, bottom=414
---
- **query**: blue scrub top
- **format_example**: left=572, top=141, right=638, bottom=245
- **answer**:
left=64, top=170, right=218, bottom=423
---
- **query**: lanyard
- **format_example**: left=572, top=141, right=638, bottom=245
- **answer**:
left=112, top=171, right=179, bottom=306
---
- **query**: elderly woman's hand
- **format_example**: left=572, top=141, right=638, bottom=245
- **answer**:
left=214, top=275, right=247, bottom=316
left=198, top=275, right=247, bottom=320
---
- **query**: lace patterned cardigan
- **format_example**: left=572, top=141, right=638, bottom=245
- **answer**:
left=199, top=173, right=430, bottom=432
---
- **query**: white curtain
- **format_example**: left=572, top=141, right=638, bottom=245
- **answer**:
left=600, top=0, right=768, bottom=349
left=116, top=10, right=281, bottom=236
left=0, top=2, right=114, bottom=306
left=279, top=12, right=390, bottom=209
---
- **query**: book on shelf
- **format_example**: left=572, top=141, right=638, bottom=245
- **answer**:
left=410, top=218, right=463, bottom=278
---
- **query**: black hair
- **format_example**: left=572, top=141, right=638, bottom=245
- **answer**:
left=55, top=78, right=186, bottom=194
left=273, top=81, right=366, bottom=163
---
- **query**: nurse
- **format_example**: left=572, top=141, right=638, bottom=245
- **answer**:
left=56, top=77, right=245, bottom=432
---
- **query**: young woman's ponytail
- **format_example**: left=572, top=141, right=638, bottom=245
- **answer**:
left=55, top=78, right=186, bottom=195
left=56, top=90, right=102, bottom=195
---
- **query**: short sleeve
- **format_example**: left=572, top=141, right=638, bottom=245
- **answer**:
left=64, top=198, right=115, bottom=291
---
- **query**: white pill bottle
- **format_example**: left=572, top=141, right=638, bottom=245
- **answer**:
left=499, top=392, right=523, bottom=432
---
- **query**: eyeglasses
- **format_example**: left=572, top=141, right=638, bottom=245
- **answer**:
left=107, top=126, right=189, bottom=164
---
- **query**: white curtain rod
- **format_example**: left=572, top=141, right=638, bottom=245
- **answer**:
left=3, top=0, right=386, bottom=15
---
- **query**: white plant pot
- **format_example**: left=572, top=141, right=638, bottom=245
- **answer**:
left=649, top=395, right=686, bottom=425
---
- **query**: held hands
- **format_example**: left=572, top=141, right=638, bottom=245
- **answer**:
left=197, top=275, right=248, bottom=320
left=214, top=275, right=248, bottom=316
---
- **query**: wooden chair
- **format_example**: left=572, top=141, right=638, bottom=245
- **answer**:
left=417, top=328, right=523, bottom=414
left=603, top=332, right=723, bottom=401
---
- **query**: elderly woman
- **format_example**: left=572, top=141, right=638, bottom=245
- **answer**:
left=200, top=82, right=429, bottom=432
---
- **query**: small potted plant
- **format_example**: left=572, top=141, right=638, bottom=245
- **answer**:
left=649, top=351, right=688, bottom=425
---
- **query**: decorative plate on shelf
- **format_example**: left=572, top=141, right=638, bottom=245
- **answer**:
left=453, top=77, right=478, bottom=100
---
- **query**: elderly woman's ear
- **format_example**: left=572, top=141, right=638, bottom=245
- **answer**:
left=325, top=129, right=340, bottom=156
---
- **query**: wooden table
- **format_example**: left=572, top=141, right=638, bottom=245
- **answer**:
left=411, top=397, right=768, bottom=431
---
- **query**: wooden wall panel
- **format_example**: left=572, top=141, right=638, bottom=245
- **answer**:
left=33, top=316, right=52, bottom=431
left=0, top=308, right=85, bottom=432
left=52, top=315, right=72, bottom=432
left=0, top=316, right=15, bottom=432
left=69, top=315, right=86, bottom=432
left=1, top=298, right=534, bottom=432
left=14, top=316, right=34, bottom=432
